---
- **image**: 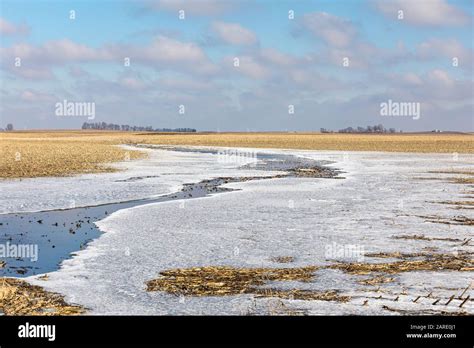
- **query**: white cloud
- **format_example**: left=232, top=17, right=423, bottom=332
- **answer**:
left=119, top=77, right=147, bottom=90
left=1, top=39, right=112, bottom=64
left=140, top=36, right=207, bottom=62
left=69, top=66, right=90, bottom=78
left=375, top=0, right=470, bottom=26
left=0, top=18, right=29, bottom=35
left=20, top=89, right=55, bottom=102
left=1, top=36, right=219, bottom=77
left=259, top=48, right=296, bottom=66
left=401, top=73, right=423, bottom=86
left=302, top=12, right=357, bottom=47
left=427, top=69, right=455, bottom=87
left=384, top=69, right=472, bottom=102
left=159, top=77, right=212, bottom=91
left=42, top=40, right=112, bottom=61
left=416, top=38, right=472, bottom=67
left=211, top=21, right=257, bottom=45
left=148, top=0, right=234, bottom=15
left=226, top=55, right=269, bottom=79
left=136, top=35, right=218, bottom=74
left=13, top=67, right=54, bottom=80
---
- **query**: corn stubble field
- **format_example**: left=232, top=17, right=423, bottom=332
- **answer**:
left=0, top=277, right=84, bottom=316
left=1, top=131, right=473, bottom=178
left=1, top=130, right=473, bottom=315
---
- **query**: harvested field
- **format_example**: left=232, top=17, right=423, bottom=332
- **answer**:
left=330, top=254, right=474, bottom=275
left=145, top=254, right=472, bottom=302
left=253, top=289, right=350, bottom=302
left=381, top=305, right=469, bottom=316
left=1, top=131, right=473, bottom=179
left=0, top=278, right=84, bottom=315
left=2, top=137, right=472, bottom=315
left=131, top=132, right=474, bottom=153
left=0, top=136, right=145, bottom=178
left=433, top=201, right=474, bottom=210
left=146, top=266, right=319, bottom=297
left=365, top=251, right=430, bottom=258
left=357, top=275, right=396, bottom=286
left=270, top=256, right=296, bottom=263
left=415, top=177, right=474, bottom=185
left=429, top=170, right=474, bottom=176
left=413, top=215, right=474, bottom=226
left=433, top=201, right=474, bottom=206
left=390, top=235, right=465, bottom=243
left=449, top=177, right=474, bottom=185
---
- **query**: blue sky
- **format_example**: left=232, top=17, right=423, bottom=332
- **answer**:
left=0, top=0, right=473, bottom=131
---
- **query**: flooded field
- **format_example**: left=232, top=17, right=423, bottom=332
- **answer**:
left=1, top=149, right=338, bottom=277
left=1, top=145, right=471, bottom=315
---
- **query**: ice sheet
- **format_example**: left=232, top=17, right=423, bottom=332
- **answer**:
left=26, top=148, right=473, bottom=315
left=0, top=145, right=264, bottom=214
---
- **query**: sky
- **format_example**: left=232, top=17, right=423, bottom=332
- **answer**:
left=0, top=0, right=473, bottom=131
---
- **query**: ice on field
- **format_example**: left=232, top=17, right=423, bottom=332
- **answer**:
left=0, top=145, right=263, bottom=214
left=18, top=147, right=474, bottom=315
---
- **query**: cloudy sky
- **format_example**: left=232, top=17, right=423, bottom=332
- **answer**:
left=0, top=0, right=472, bottom=131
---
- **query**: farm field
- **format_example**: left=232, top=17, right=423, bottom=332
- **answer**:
left=1, top=131, right=473, bottom=178
left=0, top=133, right=472, bottom=315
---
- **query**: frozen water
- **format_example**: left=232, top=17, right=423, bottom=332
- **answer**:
left=17, top=148, right=474, bottom=315
left=0, top=145, right=264, bottom=214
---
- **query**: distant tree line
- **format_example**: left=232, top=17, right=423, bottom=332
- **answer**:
left=320, top=124, right=398, bottom=134
left=81, top=122, right=196, bottom=132
left=0, top=123, right=14, bottom=131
